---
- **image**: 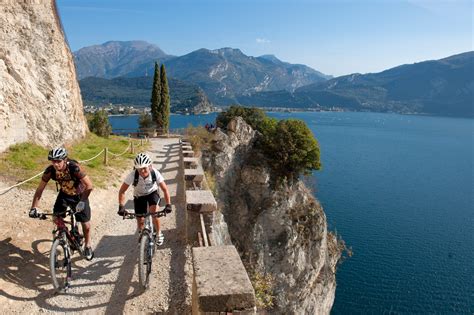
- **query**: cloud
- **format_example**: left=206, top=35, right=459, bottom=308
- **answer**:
left=256, top=38, right=270, bottom=44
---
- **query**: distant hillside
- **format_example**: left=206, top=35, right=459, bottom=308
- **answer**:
left=74, top=41, right=174, bottom=79
left=164, top=48, right=329, bottom=104
left=79, top=76, right=212, bottom=114
left=240, top=52, right=474, bottom=117
left=73, top=41, right=330, bottom=105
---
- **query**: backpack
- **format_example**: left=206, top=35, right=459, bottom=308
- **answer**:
left=133, top=165, right=157, bottom=187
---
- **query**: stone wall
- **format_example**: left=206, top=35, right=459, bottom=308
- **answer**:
left=0, top=1, right=87, bottom=152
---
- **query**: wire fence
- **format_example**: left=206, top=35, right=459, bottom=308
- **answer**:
left=0, top=139, right=147, bottom=196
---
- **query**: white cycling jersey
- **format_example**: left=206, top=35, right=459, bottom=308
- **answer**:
left=123, top=167, right=165, bottom=197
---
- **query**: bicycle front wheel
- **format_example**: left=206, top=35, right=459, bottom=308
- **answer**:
left=50, top=237, right=71, bottom=291
left=138, top=232, right=152, bottom=289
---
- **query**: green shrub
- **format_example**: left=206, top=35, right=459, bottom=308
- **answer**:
left=86, top=110, right=112, bottom=138
left=138, top=112, right=154, bottom=130
left=261, top=119, right=321, bottom=181
left=216, top=105, right=266, bottom=130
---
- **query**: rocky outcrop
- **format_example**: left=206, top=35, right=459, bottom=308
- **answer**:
left=189, top=90, right=214, bottom=114
left=202, top=117, right=341, bottom=314
left=0, top=1, right=88, bottom=152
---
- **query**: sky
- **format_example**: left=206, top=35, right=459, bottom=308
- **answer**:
left=56, top=0, right=473, bottom=77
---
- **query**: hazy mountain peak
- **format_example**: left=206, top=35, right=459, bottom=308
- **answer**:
left=73, top=40, right=172, bottom=79
left=75, top=40, right=166, bottom=55
left=258, top=54, right=282, bottom=63
left=209, top=47, right=245, bottom=56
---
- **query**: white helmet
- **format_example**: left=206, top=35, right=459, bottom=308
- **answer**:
left=48, top=147, right=68, bottom=160
left=134, top=153, right=151, bottom=169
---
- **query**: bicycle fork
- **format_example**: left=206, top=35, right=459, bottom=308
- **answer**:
left=140, top=229, right=155, bottom=256
left=57, top=235, right=73, bottom=289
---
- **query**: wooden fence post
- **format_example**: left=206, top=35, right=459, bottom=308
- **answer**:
left=131, top=142, right=135, bottom=154
left=104, top=147, right=108, bottom=165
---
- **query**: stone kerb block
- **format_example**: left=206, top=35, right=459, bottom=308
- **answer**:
left=183, top=150, right=195, bottom=157
left=192, top=245, right=256, bottom=314
left=185, top=166, right=204, bottom=183
left=184, top=157, right=199, bottom=169
left=186, top=190, right=217, bottom=213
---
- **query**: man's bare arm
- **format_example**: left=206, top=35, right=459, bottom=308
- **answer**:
left=31, top=180, right=48, bottom=209
left=159, top=181, right=171, bottom=205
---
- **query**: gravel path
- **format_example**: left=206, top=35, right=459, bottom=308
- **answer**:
left=0, top=137, right=192, bottom=314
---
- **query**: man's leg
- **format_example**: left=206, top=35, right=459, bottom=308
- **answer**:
left=81, top=221, right=91, bottom=247
left=136, top=217, right=145, bottom=231
left=134, top=196, right=147, bottom=232
left=74, top=199, right=91, bottom=246
left=72, top=198, right=93, bottom=260
left=149, top=204, right=161, bottom=233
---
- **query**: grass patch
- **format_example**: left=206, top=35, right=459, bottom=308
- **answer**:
left=0, top=133, right=151, bottom=190
left=251, top=271, right=275, bottom=310
left=204, top=171, right=217, bottom=197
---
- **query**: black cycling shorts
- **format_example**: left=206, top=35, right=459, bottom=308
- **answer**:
left=133, top=190, right=160, bottom=215
left=53, top=191, right=91, bottom=223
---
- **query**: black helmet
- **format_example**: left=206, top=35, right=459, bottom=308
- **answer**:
left=48, top=147, right=68, bottom=160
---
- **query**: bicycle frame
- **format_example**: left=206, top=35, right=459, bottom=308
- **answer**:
left=51, top=210, right=83, bottom=254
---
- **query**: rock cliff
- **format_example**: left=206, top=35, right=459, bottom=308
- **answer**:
left=202, top=117, right=341, bottom=314
left=0, top=1, right=87, bottom=152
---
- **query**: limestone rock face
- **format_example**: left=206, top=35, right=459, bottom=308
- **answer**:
left=0, top=1, right=87, bottom=152
left=202, top=117, right=341, bottom=314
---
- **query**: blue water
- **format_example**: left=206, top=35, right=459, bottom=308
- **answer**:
left=108, top=113, right=218, bottom=132
left=109, top=112, right=474, bottom=314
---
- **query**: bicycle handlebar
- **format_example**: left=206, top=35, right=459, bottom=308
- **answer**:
left=122, top=208, right=170, bottom=220
left=34, top=208, right=76, bottom=220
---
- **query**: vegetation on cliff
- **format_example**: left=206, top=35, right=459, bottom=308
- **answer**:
left=216, top=106, right=321, bottom=182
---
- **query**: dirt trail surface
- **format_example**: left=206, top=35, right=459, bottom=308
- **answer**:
left=0, top=138, right=193, bottom=314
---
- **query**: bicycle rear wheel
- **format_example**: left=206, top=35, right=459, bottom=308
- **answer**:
left=50, top=237, right=71, bottom=291
left=138, top=232, right=152, bottom=289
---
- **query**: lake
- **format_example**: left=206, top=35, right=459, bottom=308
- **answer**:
left=109, top=112, right=474, bottom=314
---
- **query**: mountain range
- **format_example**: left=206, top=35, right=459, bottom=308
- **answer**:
left=75, top=41, right=473, bottom=117
left=74, top=41, right=329, bottom=105
left=163, top=47, right=330, bottom=104
left=240, top=52, right=474, bottom=117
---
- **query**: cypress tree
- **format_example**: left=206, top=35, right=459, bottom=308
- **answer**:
left=160, top=63, right=171, bottom=134
left=150, top=62, right=161, bottom=130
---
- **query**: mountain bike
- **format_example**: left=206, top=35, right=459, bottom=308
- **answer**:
left=123, top=208, right=169, bottom=289
left=34, top=206, right=87, bottom=292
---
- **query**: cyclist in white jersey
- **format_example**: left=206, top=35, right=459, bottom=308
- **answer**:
left=118, top=153, right=172, bottom=245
